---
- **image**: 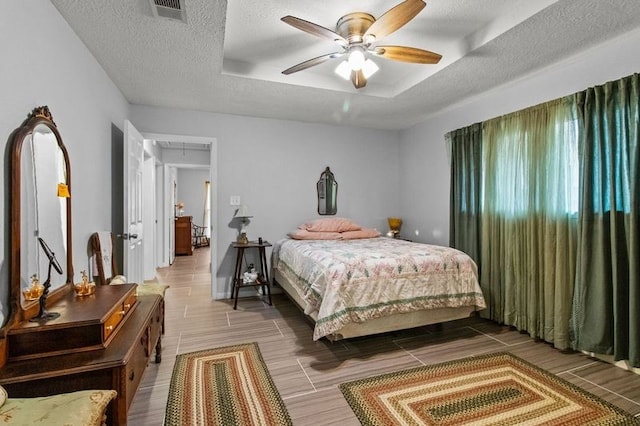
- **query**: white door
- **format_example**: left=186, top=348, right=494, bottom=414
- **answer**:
left=142, top=156, right=156, bottom=280
left=123, top=120, right=144, bottom=284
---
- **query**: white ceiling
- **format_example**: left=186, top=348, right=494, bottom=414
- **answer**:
left=50, top=0, right=640, bottom=130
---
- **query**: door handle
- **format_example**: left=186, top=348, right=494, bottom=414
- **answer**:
left=118, top=233, right=139, bottom=240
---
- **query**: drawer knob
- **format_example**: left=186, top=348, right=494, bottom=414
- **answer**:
left=120, top=310, right=126, bottom=316
left=124, top=303, right=131, bottom=309
left=105, top=325, right=114, bottom=331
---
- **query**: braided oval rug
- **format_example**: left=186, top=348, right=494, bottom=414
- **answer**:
left=340, top=352, right=639, bottom=425
left=165, top=342, right=292, bottom=426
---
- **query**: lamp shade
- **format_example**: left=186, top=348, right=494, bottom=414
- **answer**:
left=335, top=58, right=379, bottom=81
left=335, top=60, right=351, bottom=80
left=234, top=204, right=252, bottom=218
left=362, top=59, right=379, bottom=78
left=347, top=47, right=366, bottom=70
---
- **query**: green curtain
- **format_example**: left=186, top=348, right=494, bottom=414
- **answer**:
left=448, top=123, right=482, bottom=266
left=480, top=98, right=579, bottom=349
left=572, top=74, right=640, bottom=367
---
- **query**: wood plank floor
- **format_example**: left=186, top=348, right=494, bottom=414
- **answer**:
left=128, top=246, right=640, bottom=425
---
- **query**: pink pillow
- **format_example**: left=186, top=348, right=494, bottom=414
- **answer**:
left=339, top=228, right=381, bottom=240
left=288, top=229, right=342, bottom=240
left=300, top=217, right=361, bottom=233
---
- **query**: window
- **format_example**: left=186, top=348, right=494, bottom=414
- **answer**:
left=481, top=99, right=579, bottom=217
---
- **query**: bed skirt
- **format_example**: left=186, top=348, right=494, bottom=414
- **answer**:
left=273, top=269, right=477, bottom=341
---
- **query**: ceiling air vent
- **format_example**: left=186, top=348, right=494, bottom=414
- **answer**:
left=149, top=0, right=187, bottom=23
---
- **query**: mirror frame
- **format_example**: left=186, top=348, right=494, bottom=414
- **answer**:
left=8, top=106, right=73, bottom=325
left=317, top=166, right=338, bottom=215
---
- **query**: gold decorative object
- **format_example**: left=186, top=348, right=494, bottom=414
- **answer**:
left=32, top=105, right=55, bottom=124
left=23, top=274, right=44, bottom=301
left=234, top=204, right=252, bottom=244
left=387, top=217, right=402, bottom=238
left=74, top=270, right=96, bottom=297
left=237, top=233, right=249, bottom=245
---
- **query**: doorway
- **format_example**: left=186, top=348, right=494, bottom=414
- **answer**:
left=142, top=133, right=217, bottom=297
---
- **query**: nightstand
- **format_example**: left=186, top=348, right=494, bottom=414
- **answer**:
left=231, top=240, right=272, bottom=309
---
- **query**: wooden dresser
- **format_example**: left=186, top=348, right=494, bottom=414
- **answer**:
left=175, top=215, right=193, bottom=255
left=0, top=285, right=163, bottom=426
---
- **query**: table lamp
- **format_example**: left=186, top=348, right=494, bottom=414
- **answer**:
left=234, top=204, right=252, bottom=244
left=387, top=217, right=402, bottom=238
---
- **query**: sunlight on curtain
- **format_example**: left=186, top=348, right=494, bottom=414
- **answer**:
left=572, top=74, right=640, bottom=367
left=203, top=180, right=211, bottom=238
left=480, top=97, right=579, bottom=349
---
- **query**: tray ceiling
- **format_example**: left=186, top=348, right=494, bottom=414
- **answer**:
left=51, top=0, right=640, bottom=129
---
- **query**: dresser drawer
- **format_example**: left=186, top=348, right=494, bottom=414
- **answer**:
left=8, top=284, right=138, bottom=360
left=123, top=293, right=137, bottom=316
left=104, top=293, right=138, bottom=341
left=124, top=327, right=150, bottom=409
left=103, top=308, right=124, bottom=340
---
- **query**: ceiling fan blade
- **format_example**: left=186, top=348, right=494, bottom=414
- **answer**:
left=374, top=45, right=442, bottom=64
left=282, top=16, right=347, bottom=47
left=351, top=69, right=367, bottom=89
left=282, top=52, right=344, bottom=75
left=364, top=0, right=425, bottom=40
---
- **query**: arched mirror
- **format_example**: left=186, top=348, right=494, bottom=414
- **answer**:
left=8, top=106, right=73, bottom=323
left=317, top=167, right=338, bottom=215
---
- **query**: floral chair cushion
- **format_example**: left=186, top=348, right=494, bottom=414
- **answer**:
left=0, top=388, right=116, bottom=426
left=0, top=386, right=7, bottom=408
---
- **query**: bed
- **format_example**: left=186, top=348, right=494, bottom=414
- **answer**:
left=272, top=235, right=486, bottom=341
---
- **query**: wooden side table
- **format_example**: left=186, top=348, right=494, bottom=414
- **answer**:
left=231, top=240, right=272, bottom=309
left=175, top=216, right=193, bottom=255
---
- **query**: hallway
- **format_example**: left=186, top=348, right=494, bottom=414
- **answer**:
left=128, top=246, right=215, bottom=424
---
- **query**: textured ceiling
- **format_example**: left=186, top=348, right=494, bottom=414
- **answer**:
left=51, top=0, right=640, bottom=130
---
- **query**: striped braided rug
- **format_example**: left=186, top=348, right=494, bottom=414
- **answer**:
left=165, top=342, right=292, bottom=426
left=339, top=352, right=639, bottom=425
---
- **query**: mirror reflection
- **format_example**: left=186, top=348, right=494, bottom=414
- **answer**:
left=20, top=124, right=68, bottom=298
left=317, top=167, right=338, bottom=215
left=8, top=106, right=73, bottom=320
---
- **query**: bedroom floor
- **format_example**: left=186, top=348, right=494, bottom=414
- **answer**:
left=128, top=246, right=640, bottom=425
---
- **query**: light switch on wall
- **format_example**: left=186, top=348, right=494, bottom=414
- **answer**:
left=230, top=195, right=241, bottom=206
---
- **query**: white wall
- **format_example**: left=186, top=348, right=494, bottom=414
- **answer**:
left=177, top=168, right=210, bottom=223
left=130, top=106, right=400, bottom=297
left=0, top=2, right=129, bottom=325
left=399, top=27, right=640, bottom=247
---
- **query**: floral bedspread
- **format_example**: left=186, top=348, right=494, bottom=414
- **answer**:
left=273, top=237, right=486, bottom=340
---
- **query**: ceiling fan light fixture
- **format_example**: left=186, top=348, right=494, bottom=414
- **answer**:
left=347, top=47, right=366, bottom=70
left=281, top=0, right=439, bottom=87
left=335, top=60, right=352, bottom=80
left=362, top=59, right=379, bottom=79
left=363, top=34, right=376, bottom=46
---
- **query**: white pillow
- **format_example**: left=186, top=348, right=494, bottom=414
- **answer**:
left=110, top=275, right=127, bottom=284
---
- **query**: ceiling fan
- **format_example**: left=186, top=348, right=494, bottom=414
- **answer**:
left=281, top=0, right=442, bottom=89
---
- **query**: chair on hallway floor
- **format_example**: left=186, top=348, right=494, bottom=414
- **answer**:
left=192, top=223, right=210, bottom=248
